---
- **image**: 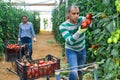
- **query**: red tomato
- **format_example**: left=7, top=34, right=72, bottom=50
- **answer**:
left=39, top=70, right=43, bottom=77
left=86, top=19, right=91, bottom=25
left=34, top=63, right=38, bottom=67
left=47, top=65, right=52, bottom=74
left=31, top=69, right=35, bottom=77
left=33, top=67, right=39, bottom=73
left=41, top=63, right=47, bottom=66
left=27, top=75, right=32, bottom=79
left=43, top=66, right=47, bottom=75
left=34, top=73, right=39, bottom=78
left=86, top=13, right=92, bottom=19
left=38, top=64, right=42, bottom=67
left=27, top=68, right=32, bottom=79
left=26, top=63, right=31, bottom=67
left=54, top=63, right=58, bottom=70
left=81, top=22, right=87, bottom=29
left=38, top=64, right=44, bottom=76
left=33, top=63, right=39, bottom=75
left=46, top=61, right=52, bottom=73
left=39, top=60, right=45, bottom=64
left=47, top=61, right=54, bottom=65
left=27, top=69, right=31, bottom=75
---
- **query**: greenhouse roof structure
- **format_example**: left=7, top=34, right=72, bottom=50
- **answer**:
left=3, top=0, right=63, bottom=12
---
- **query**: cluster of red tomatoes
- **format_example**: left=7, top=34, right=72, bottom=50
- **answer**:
left=19, top=60, right=58, bottom=79
left=81, top=13, right=93, bottom=29
left=6, top=44, right=26, bottom=53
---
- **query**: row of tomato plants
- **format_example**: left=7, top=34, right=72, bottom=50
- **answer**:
left=52, top=0, right=120, bottom=79
left=0, top=0, right=40, bottom=57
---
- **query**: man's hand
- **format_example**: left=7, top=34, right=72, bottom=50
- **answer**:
left=77, top=26, right=87, bottom=34
left=33, top=37, right=36, bottom=42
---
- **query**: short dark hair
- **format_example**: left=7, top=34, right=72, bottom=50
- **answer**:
left=21, top=15, right=28, bottom=19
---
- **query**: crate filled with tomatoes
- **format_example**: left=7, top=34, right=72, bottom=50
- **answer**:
left=16, top=54, right=60, bottom=80
left=4, top=43, right=26, bottom=62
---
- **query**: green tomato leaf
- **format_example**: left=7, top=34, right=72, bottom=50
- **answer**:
left=92, top=29, right=101, bottom=34
left=106, top=20, right=116, bottom=33
left=111, top=48, right=119, bottom=57
left=105, top=73, right=116, bottom=79
left=97, top=33, right=105, bottom=42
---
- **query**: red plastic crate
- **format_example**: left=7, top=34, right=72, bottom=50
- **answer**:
left=16, top=54, right=60, bottom=80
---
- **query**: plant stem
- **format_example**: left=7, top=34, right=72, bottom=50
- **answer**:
left=117, top=11, right=119, bottom=29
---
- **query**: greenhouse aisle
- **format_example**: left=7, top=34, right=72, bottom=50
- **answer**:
left=0, top=31, right=62, bottom=80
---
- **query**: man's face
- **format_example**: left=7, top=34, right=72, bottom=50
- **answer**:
left=22, top=16, right=28, bottom=23
left=68, top=7, right=79, bottom=24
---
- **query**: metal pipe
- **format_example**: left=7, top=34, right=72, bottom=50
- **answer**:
left=66, top=0, right=68, bottom=9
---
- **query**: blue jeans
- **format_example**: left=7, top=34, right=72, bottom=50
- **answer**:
left=20, top=37, right=32, bottom=59
left=66, top=48, right=86, bottom=80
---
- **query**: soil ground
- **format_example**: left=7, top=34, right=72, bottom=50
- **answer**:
left=0, top=31, right=62, bottom=80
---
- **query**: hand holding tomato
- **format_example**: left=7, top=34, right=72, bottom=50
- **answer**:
left=77, top=26, right=87, bottom=34
left=81, top=13, right=93, bottom=29
left=81, top=19, right=91, bottom=29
